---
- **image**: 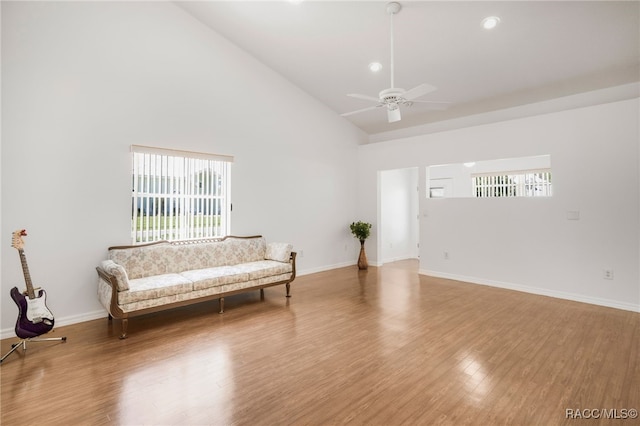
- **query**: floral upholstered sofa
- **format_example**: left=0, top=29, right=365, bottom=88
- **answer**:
left=96, top=235, right=296, bottom=339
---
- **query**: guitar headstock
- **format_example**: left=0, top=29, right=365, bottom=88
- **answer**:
left=11, top=229, right=27, bottom=250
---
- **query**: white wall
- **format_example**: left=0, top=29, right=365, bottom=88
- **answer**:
left=359, top=96, right=640, bottom=312
left=379, top=167, right=419, bottom=263
left=1, top=2, right=366, bottom=337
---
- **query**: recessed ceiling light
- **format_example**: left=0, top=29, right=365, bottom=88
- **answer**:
left=464, top=162, right=476, bottom=168
left=482, top=16, right=500, bottom=30
left=369, top=62, right=383, bottom=72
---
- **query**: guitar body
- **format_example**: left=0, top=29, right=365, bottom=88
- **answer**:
left=10, top=286, right=55, bottom=339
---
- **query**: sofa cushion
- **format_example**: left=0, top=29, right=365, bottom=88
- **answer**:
left=181, top=266, right=250, bottom=291
left=232, top=260, right=293, bottom=280
left=171, top=237, right=266, bottom=271
left=118, top=273, right=193, bottom=305
left=265, top=242, right=293, bottom=263
left=256, top=273, right=294, bottom=286
left=224, top=237, right=267, bottom=264
left=120, top=291, right=198, bottom=314
left=101, top=260, right=130, bottom=291
left=167, top=244, right=215, bottom=273
left=110, top=243, right=171, bottom=279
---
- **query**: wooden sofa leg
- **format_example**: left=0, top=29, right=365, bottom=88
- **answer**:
left=119, top=319, right=128, bottom=339
left=219, top=297, right=225, bottom=314
left=286, top=283, right=291, bottom=298
left=260, top=288, right=265, bottom=300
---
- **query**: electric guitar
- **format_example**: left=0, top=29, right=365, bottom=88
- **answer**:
left=10, top=229, right=55, bottom=338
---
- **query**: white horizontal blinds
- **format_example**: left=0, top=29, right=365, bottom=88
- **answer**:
left=473, top=169, right=552, bottom=198
left=131, top=146, right=232, bottom=243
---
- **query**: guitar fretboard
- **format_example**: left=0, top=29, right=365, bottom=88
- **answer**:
left=18, top=249, right=36, bottom=299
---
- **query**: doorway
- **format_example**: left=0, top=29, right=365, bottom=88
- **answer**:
left=378, top=167, right=420, bottom=264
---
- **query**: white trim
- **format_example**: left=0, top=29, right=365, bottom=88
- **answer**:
left=297, top=261, right=356, bottom=276
left=0, top=265, right=367, bottom=339
left=131, top=144, right=234, bottom=163
left=297, top=259, right=383, bottom=276
left=0, top=309, right=108, bottom=341
left=419, top=269, right=640, bottom=313
left=380, top=255, right=419, bottom=265
left=7, top=266, right=633, bottom=340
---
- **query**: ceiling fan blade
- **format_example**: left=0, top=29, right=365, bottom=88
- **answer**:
left=341, top=105, right=382, bottom=117
left=408, top=100, right=452, bottom=110
left=347, top=93, right=381, bottom=103
left=410, top=100, right=451, bottom=104
left=403, top=83, right=437, bottom=101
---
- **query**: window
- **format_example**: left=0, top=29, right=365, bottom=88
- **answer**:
left=473, top=170, right=552, bottom=198
left=427, top=155, right=552, bottom=198
left=131, top=145, right=232, bottom=243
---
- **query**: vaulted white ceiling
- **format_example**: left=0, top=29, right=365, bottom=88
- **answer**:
left=176, top=1, right=640, bottom=141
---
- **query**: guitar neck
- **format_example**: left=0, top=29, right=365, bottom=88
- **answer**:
left=18, top=249, right=36, bottom=299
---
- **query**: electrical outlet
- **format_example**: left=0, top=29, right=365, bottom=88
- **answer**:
left=444, top=251, right=449, bottom=260
left=299, top=250, right=304, bottom=258
left=603, top=269, right=613, bottom=280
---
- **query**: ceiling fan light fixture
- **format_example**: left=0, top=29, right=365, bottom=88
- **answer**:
left=387, top=104, right=401, bottom=123
left=369, top=62, right=383, bottom=72
left=482, top=16, right=501, bottom=30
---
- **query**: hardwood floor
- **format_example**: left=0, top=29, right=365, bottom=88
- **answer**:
left=2, top=260, right=638, bottom=425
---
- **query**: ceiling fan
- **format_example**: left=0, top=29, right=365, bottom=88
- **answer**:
left=341, top=2, right=449, bottom=123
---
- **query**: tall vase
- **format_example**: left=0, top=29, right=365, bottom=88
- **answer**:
left=357, top=240, right=368, bottom=270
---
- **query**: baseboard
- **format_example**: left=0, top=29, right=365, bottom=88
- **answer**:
left=1, top=264, right=367, bottom=341
left=1, top=309, right=107, bottom=341
left=420, top=269, right=640, bottom=313
left=15, top=265, right=630, bottom=340
left=297, top=261, right=357, bottom=276
left=381, top=256, right=419, bottom=265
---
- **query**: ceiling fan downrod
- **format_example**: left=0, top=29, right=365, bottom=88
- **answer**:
left=387, top=2, right=401, bottom=90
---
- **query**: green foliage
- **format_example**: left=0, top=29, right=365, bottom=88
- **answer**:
left=350, top=221, right=372, bottom=241
left=135, top=214, right=220, bottom=230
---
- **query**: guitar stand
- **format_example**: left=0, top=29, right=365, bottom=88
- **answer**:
left=0, top=335, right=67, bottom=364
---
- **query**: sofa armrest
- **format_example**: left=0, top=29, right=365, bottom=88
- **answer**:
left=100, top=260, right=130, bottom=291
left=96, top=265, right=116, bottom=287
left=96, top=266, right=124, bottom=318
left=290, top=252, right=297, bottom=281
left=266, top=242, right=293, bottom=263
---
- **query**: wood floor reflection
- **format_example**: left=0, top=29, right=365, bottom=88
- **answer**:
left=2, top=260, right=638, bottom=425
